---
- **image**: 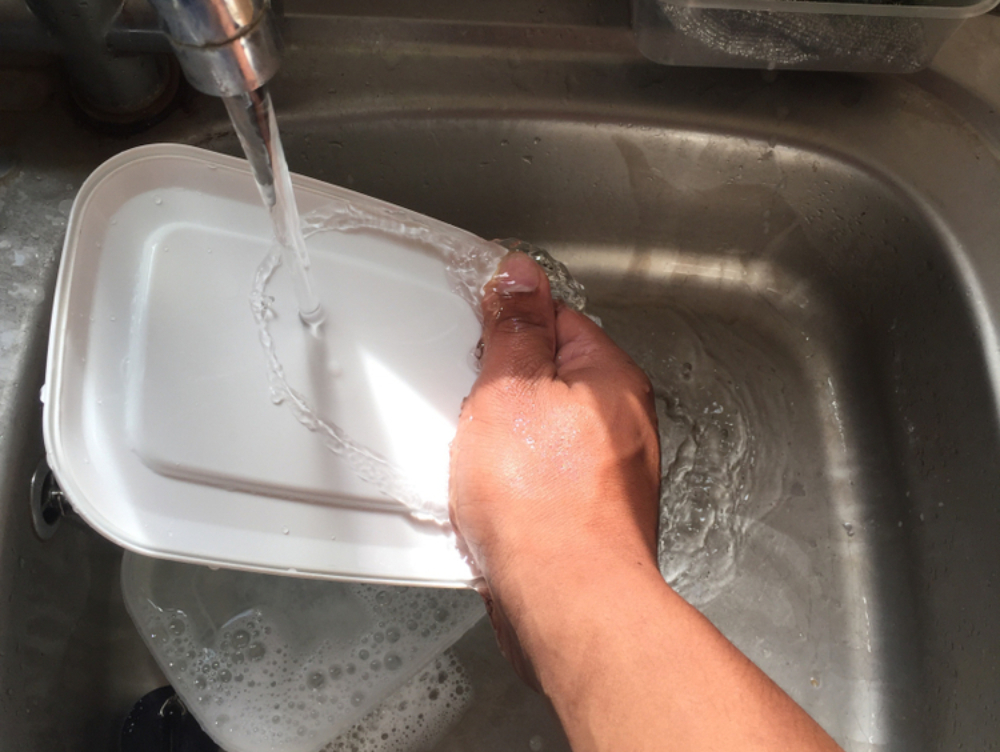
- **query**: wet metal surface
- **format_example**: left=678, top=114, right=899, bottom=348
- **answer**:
left=1, top=6, right=999, bottom=751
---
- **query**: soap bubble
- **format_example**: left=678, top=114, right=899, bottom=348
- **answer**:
left=123, top=555, right=484, bottom=752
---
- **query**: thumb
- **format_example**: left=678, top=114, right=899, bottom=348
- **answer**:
left=478, top=252, right=557, bottom=383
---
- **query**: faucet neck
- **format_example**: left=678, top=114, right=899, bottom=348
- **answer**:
left=148, top=0, right=282, bottom=96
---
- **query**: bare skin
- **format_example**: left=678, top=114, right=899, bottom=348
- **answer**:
left=449, top=252, right=844, bottom=752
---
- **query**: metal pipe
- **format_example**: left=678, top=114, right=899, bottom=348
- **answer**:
left=22, top=0, right=174, bottom=119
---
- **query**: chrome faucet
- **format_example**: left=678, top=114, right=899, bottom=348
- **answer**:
left=19, top=0, right=282, bottom=122
left=146, top=0, right=281, bottom=97
left=146, top=0, right=288, bottom=234
left=148, top=0, right=318, bottom=316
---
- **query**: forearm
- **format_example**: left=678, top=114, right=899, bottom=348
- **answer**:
left=497, top=547, right=842, bottom=752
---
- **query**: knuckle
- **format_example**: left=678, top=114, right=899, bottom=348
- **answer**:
left=491, top=307, right=551, bottom=336
left=487, top=370, right=543, bottom=402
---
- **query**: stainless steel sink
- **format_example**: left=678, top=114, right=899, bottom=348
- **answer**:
left=2, top=4, right=1000, bottom=750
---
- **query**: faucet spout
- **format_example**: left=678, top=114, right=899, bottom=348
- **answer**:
left=147, top=0, right=281, bottom=97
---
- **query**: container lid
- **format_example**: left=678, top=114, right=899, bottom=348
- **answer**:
left=43, top=143, right=497, bottom=587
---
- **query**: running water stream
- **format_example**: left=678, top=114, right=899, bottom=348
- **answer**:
left=223, top=87, right=324, bottom=324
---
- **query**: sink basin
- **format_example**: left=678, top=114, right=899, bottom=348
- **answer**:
left=2, top=5, right=1000, bottom=751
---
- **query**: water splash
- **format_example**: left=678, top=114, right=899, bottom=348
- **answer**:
left=224, top=87, right=323, bottom=323
left=597, top=305, right=789, bottom=606
left=654, top=369, right=755, bottom=603
left=495, top=238, right=589, bottom=314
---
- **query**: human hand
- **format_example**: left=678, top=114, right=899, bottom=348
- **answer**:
left=449, top=251, right=661, bottom=683
left=449, top=254, right=845, bottom=752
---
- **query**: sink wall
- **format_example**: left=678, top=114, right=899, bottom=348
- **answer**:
left=272, top=112, right=999, bottom=749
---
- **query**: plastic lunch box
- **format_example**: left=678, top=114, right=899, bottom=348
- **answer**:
left=42, top=144, right=489, bottom=587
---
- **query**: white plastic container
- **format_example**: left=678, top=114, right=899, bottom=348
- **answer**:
left=121, top=552, right=483, bottom=752
left=43, top=144, right=498, bottom=587
left=633, top=0, right=1000, bottom=72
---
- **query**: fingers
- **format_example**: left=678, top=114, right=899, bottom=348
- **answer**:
left=555, top=306, right=657, bottom=417
left=555, top=306, right=634, bottom=377
left=479, top=252, right=558, bottom=384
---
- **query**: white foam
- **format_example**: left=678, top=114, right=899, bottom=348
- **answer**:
left=122, top=554, right=484, bottom=752
left=324, top=649, right=473, bottom=752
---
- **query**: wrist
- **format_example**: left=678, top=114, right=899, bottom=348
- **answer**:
left=485, top=529, right=656, bottom=610
left=487, top=539, right=668, bottom=687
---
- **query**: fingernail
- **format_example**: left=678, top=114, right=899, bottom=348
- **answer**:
left=491, top=252, right=542, bottom=295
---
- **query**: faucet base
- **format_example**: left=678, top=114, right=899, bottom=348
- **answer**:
left=69, top=54, right=182, bottom=133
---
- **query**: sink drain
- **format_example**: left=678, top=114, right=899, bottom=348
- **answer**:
left=30, top=457, right=70, bottom=540
left=121, top=686, right=220, bottom=752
